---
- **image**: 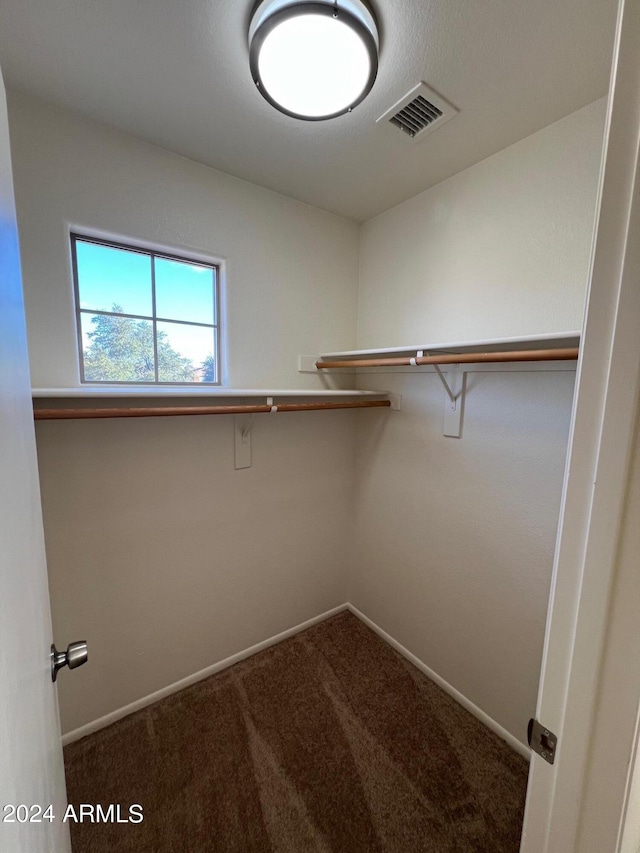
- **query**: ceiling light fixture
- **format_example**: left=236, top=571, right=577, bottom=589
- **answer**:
left=248, top=0, right=379, bottom=121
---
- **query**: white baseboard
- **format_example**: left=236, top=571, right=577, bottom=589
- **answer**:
left=63, top=601, right=529, bottom=761
left=62, top=603, right=349, bottom=746
left=346, top=604, right=530, bottom=760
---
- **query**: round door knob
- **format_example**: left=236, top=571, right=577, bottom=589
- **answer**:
left=51, top=641, right=88, bottom=682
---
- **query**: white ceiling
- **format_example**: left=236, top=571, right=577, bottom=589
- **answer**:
left=0, top=0, right=618, bottom=221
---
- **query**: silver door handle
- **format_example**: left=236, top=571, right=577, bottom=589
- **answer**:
left=51, top=641, right=88, bottom=682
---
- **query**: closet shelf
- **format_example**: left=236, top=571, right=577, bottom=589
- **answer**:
left=31, top=387, right=384, bottom=399
left=316, top=332, right=580, bottom=369
left=311, top=332, right=580, bottom=439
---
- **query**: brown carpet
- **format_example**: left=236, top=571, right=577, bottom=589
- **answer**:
left=64, top=611, right=528, bottom=852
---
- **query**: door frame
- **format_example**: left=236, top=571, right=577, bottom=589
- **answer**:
left=0, top=68, right=71, bottom=852
left=520, top=0, right=640, bottom=849
left=2, top=1, right=638, bottom=849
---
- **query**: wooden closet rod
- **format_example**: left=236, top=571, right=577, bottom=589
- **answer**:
left=316, top=347, right=579, bottom=370
left=34, top=399, right=391, bottom=421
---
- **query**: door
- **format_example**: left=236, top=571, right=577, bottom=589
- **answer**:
left=520, top=0, right=640, bottom=849
left=0, top=69, right=71, bottom=852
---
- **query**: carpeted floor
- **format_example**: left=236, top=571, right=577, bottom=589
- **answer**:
left=64, top=611, right=528, bottom=852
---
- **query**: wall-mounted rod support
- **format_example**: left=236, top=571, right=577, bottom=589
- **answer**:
left=432, top=363, right=457, bottom=403
left=315, top=347, right=579, bottom=370
left=34, top=399, right=391, bottom=421
left=235, top=414, right=252, bottom=469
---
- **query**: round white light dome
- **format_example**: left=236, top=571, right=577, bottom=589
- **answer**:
left=249, top=1, right=379, bottom=121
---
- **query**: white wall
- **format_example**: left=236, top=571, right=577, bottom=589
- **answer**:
left=7, top=93, right=361, bottom=735
left=9, top=92, right=607, bottom=747
left=351, top=368, right=575, bottom=744
left=7, top=91, right=359, bottom=390
left=358, top=99, right=606, bottom=347
left=36, top=408, right=356, bottom=735
left=351, top=100, right=606, bottom=746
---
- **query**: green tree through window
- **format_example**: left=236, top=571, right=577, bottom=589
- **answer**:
left=200, top=354, right=216, bottom=383
left=84, top=306, right=203, bottom=383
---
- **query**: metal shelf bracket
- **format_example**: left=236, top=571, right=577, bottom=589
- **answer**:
left=436, top=364, right=466, bottom=438
left=432, top=363, right=457, bottom=404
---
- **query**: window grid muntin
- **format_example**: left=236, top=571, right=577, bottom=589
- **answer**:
left=71, top=233, right=220, bottom=386
left=150, top=245, right=159, bottom=382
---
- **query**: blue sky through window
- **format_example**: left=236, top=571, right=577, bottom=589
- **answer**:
left=76, top=240, right=215, bottom=322
left=77, top=241, right=151, bottom=315
left=155, top=257, right=215, bottom=324
left=75, top=237, right=218, bottom=383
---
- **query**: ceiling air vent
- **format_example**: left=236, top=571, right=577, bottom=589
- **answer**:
left=377, top=82, right=458, bottom=142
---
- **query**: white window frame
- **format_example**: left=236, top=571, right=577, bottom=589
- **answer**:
left=71, top=232, right=222, bottom=386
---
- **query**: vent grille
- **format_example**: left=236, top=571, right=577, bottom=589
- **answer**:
left=390, top=95, right=443, bottom=137
left=377, top=83, right=458, bottom=143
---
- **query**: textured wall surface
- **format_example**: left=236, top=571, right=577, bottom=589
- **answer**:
left=8, top=92, right=359, bottom=390
left=350, top=101, right=606, bottom=747
left=350, top=368, right=575, bottom=745
left=36, top=409, right=357, bottom=733
left=357, top=99, right=606, bottom=347
left=7, top=94, right=361, bottom=734
left=11, top=95, right=605, bottom=743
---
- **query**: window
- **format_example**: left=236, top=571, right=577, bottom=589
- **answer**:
left=71, top=234, right=220, bottom=385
